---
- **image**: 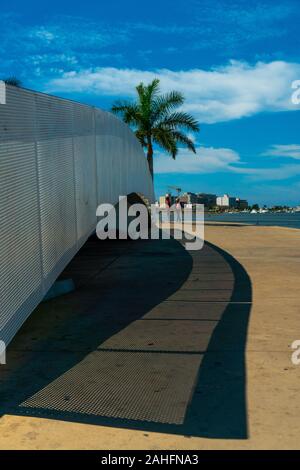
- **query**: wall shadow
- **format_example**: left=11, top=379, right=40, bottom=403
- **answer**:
left=0, top=234, right=192, bottom=413
left=0, top=234, right=252, bottom=440
left=181, top=241, right=252, bottom=439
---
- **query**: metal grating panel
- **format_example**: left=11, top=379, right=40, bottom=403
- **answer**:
left=37, top=137, right=77, bottom=289
left=0, top=85, right=154, bottom=345
left=0, top=87, right=42, bottom=345
left=99, top=319, right=216, bottom=352
left=143, top=301, right=230, bottom=320
left=34, top=91, right=73, bottom=140
left=0, top=81, right=5, bottom=104
left=21, top=351, right=202, bottom=425
left=73, top=104, right=97, bottom=244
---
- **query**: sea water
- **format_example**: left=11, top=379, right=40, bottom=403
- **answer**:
left=203, top=212, right=300, bottom=229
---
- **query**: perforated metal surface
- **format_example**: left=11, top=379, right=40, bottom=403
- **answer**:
left=143, top=301, right=229, bottom=320
left=0, top=87, right=42, bottom=345
left=168, top=289, right=233, bottom=302
left=73, top=104, right=97, bottom=245
left=100, top=319, right=216, bottom=352
left=0, top=81, right=5, bottom=104
left=37, top=136, right=77, bottom=289
left=21, top=351, right=202, bottom=425
left=0, top=85, right=154, bottom=345
left=35, top=93, right=83, bottom=291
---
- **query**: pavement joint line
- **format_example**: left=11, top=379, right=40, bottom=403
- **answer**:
left=140, top=318, right=220, bottom=322
left=96, top=348, right=207, bottom=354
left=95, top=348, right=284, bottom=353
left=164, top=300, right=252, bottom=304
left=182, top=287, right=239, bottom=290
left=3, top=349, right=293, bottom=355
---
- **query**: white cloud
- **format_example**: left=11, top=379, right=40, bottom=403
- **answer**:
left=0, top=14, right=128, bottom=77
left=154, top=146, right=240, bottom=174
left=31, top=28, right=55, bottom=44
left=46, top=61, right=300, bottom=123
left=231, top=163, right=300, bottom=181
left=263, top=144, right=300, bottom=160
left=154, top=144, right=300, bottom=182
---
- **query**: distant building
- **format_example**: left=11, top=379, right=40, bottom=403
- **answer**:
left=180, top=192, right=198, bottom=205
left=160, top=191, right=247, bottom=210
left=216, top=194, right=237, bottom=208
left=236, top=198, right=248, bottom=210
left=196, top=193, right=217, bottom=208
left=216, top=194, right=248, bottom=209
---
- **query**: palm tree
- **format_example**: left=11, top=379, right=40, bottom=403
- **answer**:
left=3, top=77, right=22, bottom=87
left=111, top=79, right=199, bottom=180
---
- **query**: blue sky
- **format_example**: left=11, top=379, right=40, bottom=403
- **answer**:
left=1, top=0, right=300, bottom=205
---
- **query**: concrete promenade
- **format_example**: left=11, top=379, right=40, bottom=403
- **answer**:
left=0, top=223, right=300, bottom=449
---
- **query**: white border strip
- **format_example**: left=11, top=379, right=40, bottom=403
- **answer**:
left=0, top=80, right=6, bottom=104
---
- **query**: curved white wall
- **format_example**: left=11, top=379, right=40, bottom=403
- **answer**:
left=0, top=84, right=154, bottom=345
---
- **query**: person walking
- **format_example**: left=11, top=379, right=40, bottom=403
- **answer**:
left=165, top=194, right=171, bottom=221
left=175, top=198, right=182, bottom=222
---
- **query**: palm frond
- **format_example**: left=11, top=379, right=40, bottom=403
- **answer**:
left=3, top=77, right=22, bottom=87
left=111, top=101, right=141, bottom=126
left=135, top=130, right=147, bottom=147
left=136, top=82, right=146, bottom=103
left=151, top=91, right=184, bottom=124
left=145, top=78, right=160, bottom=101
left=157, top=111, right=200, bottom=132
left=171, top=131, right=196, bottom=153
left=111, top=78, right=200, bottom=179
left=152, top=128, right=178, bottom=159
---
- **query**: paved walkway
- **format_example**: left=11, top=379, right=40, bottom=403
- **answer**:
left=0, top=224, right=299, bottom=448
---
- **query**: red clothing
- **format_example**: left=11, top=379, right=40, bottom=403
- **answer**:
left=165, top=197, right=171, bottom=208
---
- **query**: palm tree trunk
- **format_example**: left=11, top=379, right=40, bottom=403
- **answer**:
left=147, top=139, right=154, bottom=180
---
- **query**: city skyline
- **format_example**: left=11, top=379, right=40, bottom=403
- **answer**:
left=159, top=190, right=296, bottom=208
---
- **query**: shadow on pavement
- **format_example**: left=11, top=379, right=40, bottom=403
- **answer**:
left=0, top=233, right=251, bottom=439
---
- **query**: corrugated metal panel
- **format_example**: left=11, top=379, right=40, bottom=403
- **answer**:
left=0, top=87, right=42, bottom=345
left=0, top=81, right=5, bottom=104
left=73, top=103, right=97, bottom=246
left=35, top=93, right=77, bottom=291
left=0, top=84, right=154, bottom=345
